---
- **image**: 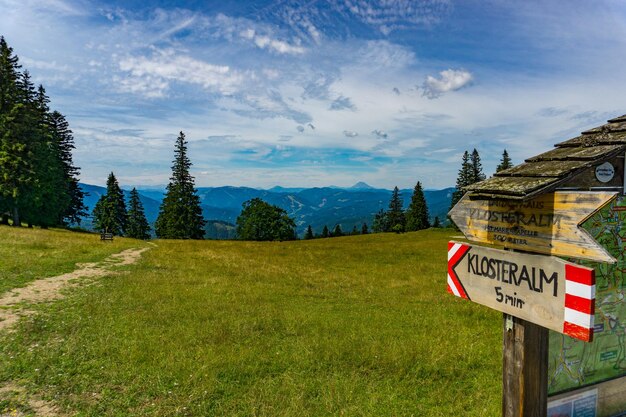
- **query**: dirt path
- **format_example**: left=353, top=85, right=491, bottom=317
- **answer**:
left=0, top=246, right=151, bottom=331
left=0, top=383, right=59, bottom=417
left=0, top=246, right=152, bottom=416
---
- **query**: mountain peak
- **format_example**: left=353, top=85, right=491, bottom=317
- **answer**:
left=350, top=181, right=374, bottom=190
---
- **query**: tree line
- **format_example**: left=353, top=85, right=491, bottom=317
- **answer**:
left=0, top=37, right=86, bottom=228
left=93, top=132, right=206, bottom=240
left=87, top=144, right=513, bottom=241
left=449, top=148, right=512, bottom=211
left=371, top=181, right=434, bottom=233
left=303, top=222, right=369, bottom=239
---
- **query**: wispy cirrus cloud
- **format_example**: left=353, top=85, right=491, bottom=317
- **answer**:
left=9, top=0, right=88, bottom=16
left=331, top=0, right=453, bottom=34
left=117, top=48, right=245, bottom=98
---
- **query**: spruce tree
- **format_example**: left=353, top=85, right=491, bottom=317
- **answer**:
left=49, top=110, right=87, bottom=224
left=92, top=172, right=127, bottom=235
left=405, top=181, right=430, bottom=231
left=0, top=37, right=85, bottom=228
left=450, top=151, right=471, bottom=210
left=433, top=216, right=441, bottom=228
left=372, top=209, right=387, bottom=233
left=321, top=225, right=329, bottom=238
left=496, top=149, right=513, bottom=173
left=304, top=225, right=314, bottom=240
left=387, top=186, right=405, bottom=232
left=351, top=225, right=359, bottom=235
left=361, top=222, right=368, bottom=234
left=333, top=224, right=343, bottom=237
left=20, top=80, right=69, bottom=228
left=0, top=37, right=33, bottom=226
left=126, top=188, right=151, bottom=240
left=155, top=131, right=206, bottom=239
left=470, top=148, right=486, bottom=183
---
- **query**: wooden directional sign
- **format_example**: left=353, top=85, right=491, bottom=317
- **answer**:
left=448, top=241, right=596, bottom=341
left=448, top=191, right=617, bottom=264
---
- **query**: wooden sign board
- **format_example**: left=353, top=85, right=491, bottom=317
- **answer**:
left=448, top=191, right=617, bottom=264
left=448, top=241, right=596, bottom=341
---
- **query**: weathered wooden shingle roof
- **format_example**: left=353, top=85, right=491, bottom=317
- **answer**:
left=466, top=114, right=626, bottom=200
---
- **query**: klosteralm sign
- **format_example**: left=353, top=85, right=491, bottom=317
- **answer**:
left=448, top=191, right=617, bottom=264
left=446, top=114, right=626, bottom=417
left=447, top=241, right=595, bottom=341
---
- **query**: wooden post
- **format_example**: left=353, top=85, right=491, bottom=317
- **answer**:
left=502, top=314, right=549, bottom=417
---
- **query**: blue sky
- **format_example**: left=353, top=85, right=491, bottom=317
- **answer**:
left=2, top=0, right=626, bottom=189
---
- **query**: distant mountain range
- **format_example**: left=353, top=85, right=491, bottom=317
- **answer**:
left=77, top=182, right=454, bottom=239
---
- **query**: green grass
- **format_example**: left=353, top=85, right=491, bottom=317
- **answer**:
left=0, top=225, right=146, bottom=294
left=0, top=229, right=502, bottom=416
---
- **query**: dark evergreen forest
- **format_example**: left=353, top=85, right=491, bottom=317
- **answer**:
left=0, top=37, right=86, bottom=228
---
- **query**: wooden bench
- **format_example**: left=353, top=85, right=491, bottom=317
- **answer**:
left=100, top=232, right=114, bottom=241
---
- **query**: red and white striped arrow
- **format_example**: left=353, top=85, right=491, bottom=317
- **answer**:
left=447, top=241, right=596, bottom=342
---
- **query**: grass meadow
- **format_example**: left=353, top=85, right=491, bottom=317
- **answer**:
left=0, top=228, right=502, bottom=416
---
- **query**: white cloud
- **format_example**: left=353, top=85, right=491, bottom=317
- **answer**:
left=343, top=130, right=358, bottom=137
left=117, top=48, right=245, bottom=97
left=240, top=28, right=306, bottom=55
left=422, top=69, right=473, bottom=99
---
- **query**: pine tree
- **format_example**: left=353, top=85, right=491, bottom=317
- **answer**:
left=372, top=209, right=387, bottom=233
left=155, top=131, right=206, bottom=239
left=0, top=36, right=34, bottom=226
left=20, top=80, right=69, bottom=228
left=450, top=151, right=471, bottom=210
left=321, top=225, right=330, bottom=238
left=351, top=225, right=359, bottom=235
left=496, top=149, right=513, bottom=173
left=433, top=216, right=441, bottom=228
left=470, top=148, right=486, bottom=183
left=92, top=172, right=127, bottom=235
left=361, top=222, right=368, bottom=234
left=405, top=181, right=430, bottom=231
left=0, top=38, right=84, bottom=228
left=387, top=186, right=405, bottom=232
left=126, top=188, right=151, bottom=239
left=333, top=224, right=343, bottom=237
left=304, top=225, right=314, bottom=240
left=49, top=110, right=87, bottom=224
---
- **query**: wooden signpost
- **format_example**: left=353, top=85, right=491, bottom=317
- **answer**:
left=448, top=191, right=618, bottom=264
left=448, top=191, right=615, bottom=417
left=448, top=241, right=595, bottom=341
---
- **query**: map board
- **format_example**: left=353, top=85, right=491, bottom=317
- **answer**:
left=548, top=195, right=626, bottom=412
